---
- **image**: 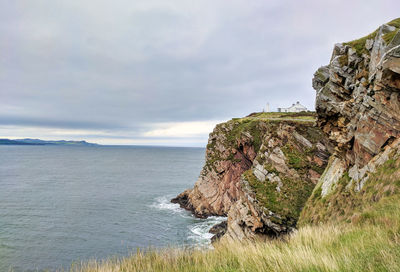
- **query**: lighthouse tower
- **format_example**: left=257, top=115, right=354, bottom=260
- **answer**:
left=265, top=103, right=270, bottom=112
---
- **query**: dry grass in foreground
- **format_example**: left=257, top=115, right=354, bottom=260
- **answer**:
left=69, top=195, right=400, bottom=272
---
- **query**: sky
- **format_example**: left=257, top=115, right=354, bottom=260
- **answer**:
left=1, top=0, right=399, bottom=146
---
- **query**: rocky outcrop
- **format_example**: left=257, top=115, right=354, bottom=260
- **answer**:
left=172, top=112, right=332, bottom=240
left=209, top=221, right=227, bottom=243
left=299, top=18, right=400, bottom=225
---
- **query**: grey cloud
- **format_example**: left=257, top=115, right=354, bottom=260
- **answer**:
left=1, top=0, right=400, bottom=144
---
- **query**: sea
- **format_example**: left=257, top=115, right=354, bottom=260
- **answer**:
left=0, top=145, right=225, bottom=272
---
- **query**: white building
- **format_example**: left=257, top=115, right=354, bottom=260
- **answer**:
left=277, top=101, right=307, bottom=113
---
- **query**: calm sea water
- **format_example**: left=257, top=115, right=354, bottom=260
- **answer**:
left=0, top=145, right=224, bottom=272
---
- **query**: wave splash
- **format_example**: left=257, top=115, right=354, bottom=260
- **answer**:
left=150, top=196, right=184, bottom=214
left=151, top=195, right=226, bottom=247
left=187, top=216, right=226, bottom=246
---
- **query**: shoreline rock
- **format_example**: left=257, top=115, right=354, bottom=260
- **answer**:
left=209, top=221, right=227, bottom=243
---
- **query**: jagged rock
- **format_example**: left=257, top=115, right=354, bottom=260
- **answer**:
left=314, top=20, right=400, bottom=172
left=299, top=18, right=400, bottom=225
left=209, top=221, right=227, bottom=243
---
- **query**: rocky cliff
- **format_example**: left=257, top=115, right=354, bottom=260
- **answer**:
left=172, top=112, right=332, bottom=240
left=299, top=18, right=400, bottom=225
left=174, top=18, right=400, bottom=241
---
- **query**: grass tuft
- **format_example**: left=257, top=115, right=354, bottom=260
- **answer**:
left=383, top=29, right=400, bottom=45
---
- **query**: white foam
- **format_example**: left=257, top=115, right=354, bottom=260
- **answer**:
left=188, top=216, right=226, bottom=247
left=150, top=195, right=227, bottom=247
left=150, top=196, right=184, bottom=214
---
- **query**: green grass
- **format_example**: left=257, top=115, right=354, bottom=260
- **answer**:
left=281, top=144, right=321, bottom=174
left=244, top=111, right=316, bottom=122
left=225, top=119, right=266, bottom=153
left=223, top=112, right=316, bottom=154
left=337, top=55, right=348, bottom=66
left=387, top=18, right=400, bottom=29
left=244, top=165, right=314, bottom=227
left=344, top=29, right=378, bottom=56
left=203, top=112, right=316, bottom=174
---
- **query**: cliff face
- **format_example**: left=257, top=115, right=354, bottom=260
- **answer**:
left=172, top=112, right=332, bottom=239
left=224, top=121, right=332, bottom=240
left=299, top=18, right=400, bottom=225
left=172, top=117, right=261, bottom=218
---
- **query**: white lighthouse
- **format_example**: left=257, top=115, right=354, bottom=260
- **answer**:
left=265, top=103, right=270, bottom=112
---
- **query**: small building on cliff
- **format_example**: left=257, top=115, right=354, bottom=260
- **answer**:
left=277, top=101, right=307, bottom=113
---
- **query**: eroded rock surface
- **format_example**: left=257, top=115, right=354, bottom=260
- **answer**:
left=300, top=18, right=400, bottom=224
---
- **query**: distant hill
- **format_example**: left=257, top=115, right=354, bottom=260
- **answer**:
left=0, top=139, right=43, bottom=145
left=0, top=138, right=98, bottom=146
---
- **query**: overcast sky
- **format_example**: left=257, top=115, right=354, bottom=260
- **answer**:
left=1, top=0, right=399, bottom=146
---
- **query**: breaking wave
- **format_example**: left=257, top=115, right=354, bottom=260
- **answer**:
left=151, top=195, right=226, bottom=246
left=150, top=195, right=184, bottom=214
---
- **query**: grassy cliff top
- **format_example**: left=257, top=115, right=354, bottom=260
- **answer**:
left=232, top=111, right=316, bottom=123
left=210, top=111, right=316, bottom=155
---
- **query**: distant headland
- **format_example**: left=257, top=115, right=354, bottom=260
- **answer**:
left=0, top=138, right=98, bottom=146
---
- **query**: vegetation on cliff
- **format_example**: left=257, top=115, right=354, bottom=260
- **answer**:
left=207, top=112, right=316, bottom=161
left=244, top=168, right=314, bottom=226
left=172, top=111, right=325, bottom=221
left=173, top=111, right=332, bottom=240
left=309, top=16, right=400, bottom=228
left=238, top=121, right=329, bottom=229
left=205, top=112, right=317, bottom=172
